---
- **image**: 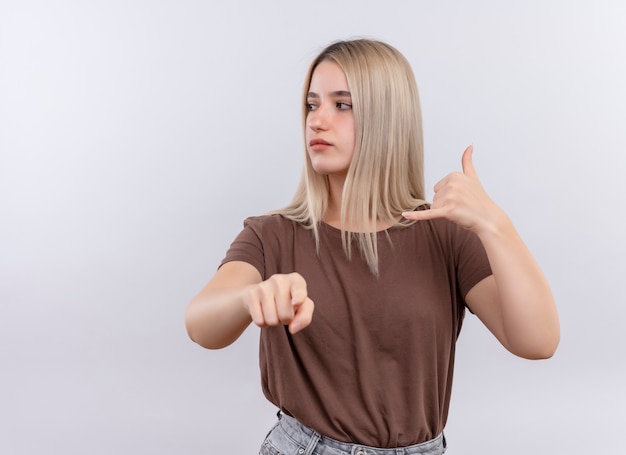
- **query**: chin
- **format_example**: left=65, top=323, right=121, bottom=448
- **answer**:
left=313, top=167, right=347, bottom=177
left=310, top=161, right=348, bottom=177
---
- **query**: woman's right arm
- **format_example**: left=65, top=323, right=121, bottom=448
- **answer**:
left=185, top=261, right=314, bottom=350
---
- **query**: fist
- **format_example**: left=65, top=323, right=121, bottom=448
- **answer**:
left=244, top=272, right=314, bottom=334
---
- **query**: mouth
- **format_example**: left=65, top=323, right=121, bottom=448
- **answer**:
left=309, top=138, right=332, bottom=148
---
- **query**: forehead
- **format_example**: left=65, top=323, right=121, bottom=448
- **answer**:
left=308, top=60, right=350, bottom=93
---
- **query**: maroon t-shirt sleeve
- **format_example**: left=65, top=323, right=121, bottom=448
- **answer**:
left=220, top=217, right=266, bottom=278
left=455, top=225, right=493, bottom=299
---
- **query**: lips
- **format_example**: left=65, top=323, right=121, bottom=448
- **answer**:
left=309, top=138, right=331, bottom=146
left=309, top=138, right=332, bottom=152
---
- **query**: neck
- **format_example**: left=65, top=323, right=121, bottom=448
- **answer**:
left=323, top=175, right=344, bottom=227
left=323, top=174, right=400, bottom=232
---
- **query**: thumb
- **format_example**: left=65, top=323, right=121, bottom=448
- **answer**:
left=461, top=145, right=477, bottom=178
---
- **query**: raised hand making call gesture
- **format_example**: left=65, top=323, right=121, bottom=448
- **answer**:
left=403, top=145, right=505, bottom=235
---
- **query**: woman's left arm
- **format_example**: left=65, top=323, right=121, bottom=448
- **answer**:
left=403, top=146, right=560, bottom=359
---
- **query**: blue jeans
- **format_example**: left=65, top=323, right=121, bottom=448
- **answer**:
left=260, top=412, right=447, bottom=455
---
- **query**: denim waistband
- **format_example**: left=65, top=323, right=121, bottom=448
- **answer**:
left=274, top=412, right=446, bottom=455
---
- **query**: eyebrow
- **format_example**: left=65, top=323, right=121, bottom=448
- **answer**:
left=307, top=90, right=352, bottom=99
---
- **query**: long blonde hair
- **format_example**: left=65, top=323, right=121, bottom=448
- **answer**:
left=274, top=39, right=426, bottom=275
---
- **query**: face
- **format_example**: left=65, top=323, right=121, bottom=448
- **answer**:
left=305, top=60, right=356, bottom=178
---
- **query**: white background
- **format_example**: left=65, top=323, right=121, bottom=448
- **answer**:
left=1, top=1, right=625, bottom=453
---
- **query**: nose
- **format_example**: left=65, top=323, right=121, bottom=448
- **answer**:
left=308, top=104, right=329, bottom=131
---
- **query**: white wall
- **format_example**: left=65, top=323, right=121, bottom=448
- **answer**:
left=1, top=1, right=624, bottom=453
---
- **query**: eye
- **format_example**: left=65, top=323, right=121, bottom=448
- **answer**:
left=337, top=102, right=352, bottom=110
left=306, top=102, right=318, bottom=111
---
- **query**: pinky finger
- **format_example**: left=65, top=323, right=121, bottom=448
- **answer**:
left=403, top=209, right=439, bottom=221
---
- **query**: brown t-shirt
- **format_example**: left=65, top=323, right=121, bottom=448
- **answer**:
left=221, top=211, right=492, bottom=448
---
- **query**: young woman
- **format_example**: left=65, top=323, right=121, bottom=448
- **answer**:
left=185, top=39, right=560, bottom=454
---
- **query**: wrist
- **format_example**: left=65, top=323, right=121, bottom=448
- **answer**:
left=475, top=208, right=515, bottom=242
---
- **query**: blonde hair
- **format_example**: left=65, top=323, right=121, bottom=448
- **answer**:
left=274, top=39, right=426, bottom=275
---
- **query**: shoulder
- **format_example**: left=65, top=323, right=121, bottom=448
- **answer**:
left=243, top=214, right=297, bottom=232
left=401, top=205, right=484, bottom=258
left=403, top=204, right=463, bottom=241
left=241, top=214, right=306, bottom=243
left=223, top=215, right=301, bottom=273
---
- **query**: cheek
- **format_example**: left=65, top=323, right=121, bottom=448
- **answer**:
left=345, top=119, right=356, bottom=149
left=341, top=119, right=356, bottom=142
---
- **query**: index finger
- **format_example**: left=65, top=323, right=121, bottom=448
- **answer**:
left=287, top=272, right=308, bottom=305
left=289, top=297, right=314, bottom=334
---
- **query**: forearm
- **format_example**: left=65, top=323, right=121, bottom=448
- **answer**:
left=185, top=287, right=253, bottom=350
left=401, top=146, right=560, bottom=358
left=477, top=212, right=560, bottom=358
